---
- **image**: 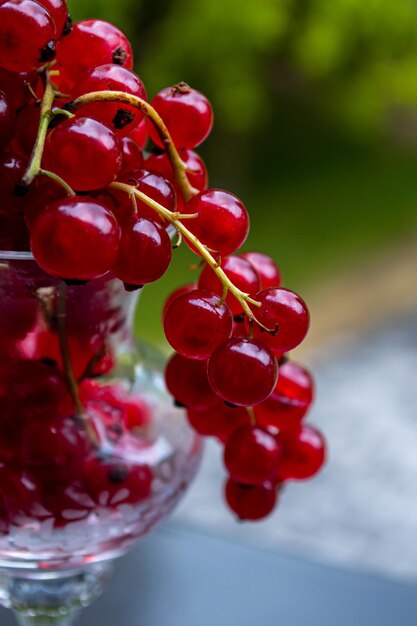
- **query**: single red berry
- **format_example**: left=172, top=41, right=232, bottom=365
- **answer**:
left=30, top=197, right=121, bottom=280
left=165, top=353, right=219, bottom=412
left=187, top=404, right=249, bottom=441
left=11, top=104, right=40, bottom=159
left=164, top=289, right=233, bottom=360
left=146, top=148, right=208, bottom=191
left=208, top=338, right=278, bottom=407
left=0, top=151, right=27, bottom=216
left=120, top=169, right=176, bottom=223
left=128, top=118, right=148, bottom=150
left=162, top=283, right=196, bottom=319
left=83, top=457, right=153, bottom=506
left=225, top=479, right=277, bottom=521
left=23, top=175, right=67, bottom=229
left=44, top=117, right=122, bottom=191
left=20, top=417, right=89, bottom=480
left=147, top=83, right=213, bottom=149
left=224, top=425, right=282, bottom=484
left=198, top=255, right=260, bottom=316
left=239, top=252, right=282, bottom=289
left=0, top=90, right=16, bottom=145
left=73, top=64, right=147, bottom=135
left=251, top=287, right=310, bottom=354
left=278, top=424, right=326, bottom=480
left=0, top=67, right=38, bottom=109
left=0, top=466, right=41, bottom=523
left=56, top=19, right=133, bottom=90
left=120, top=137, right=144, bottom=174
left=36, top=0, right=68, bottom=37
left=0, top=0, right=56, bottom=72
left=254, top=361, right=314, bottom=431
left=183, top=189, right=249, bottom=256
left=113, top=217, right=172, bottom=285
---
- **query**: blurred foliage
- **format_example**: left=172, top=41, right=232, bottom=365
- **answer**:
left=70, top=0, right=417, bottom=138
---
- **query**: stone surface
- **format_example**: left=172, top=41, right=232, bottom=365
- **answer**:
left=173, top=313, right=417, bottom=582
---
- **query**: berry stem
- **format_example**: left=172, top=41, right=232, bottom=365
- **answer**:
left=66, top=90, right=198, bottom=202
left=39, top=168, right=75, bottom=196
left=55, top=282, right=98, bottom=447
left=21, top=71, right=55, bottom=188
left=109, top=181, right=261, bottom=319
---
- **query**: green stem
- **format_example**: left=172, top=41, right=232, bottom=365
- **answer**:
left=55, top=282, right=98, bottom=447
left=109, top=182, right=261, bottom=319
left=21, top=73, right=55, bottom=187
left=67, top=90, right=198, bottom=203
left=39, top=168, right=75, bottom=196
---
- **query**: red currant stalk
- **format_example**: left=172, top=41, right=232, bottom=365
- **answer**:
left=110, top=181, right=262, bottom=320
left=36, top=283, right=99, bottom=447
left=66, top=89, right=198, bottom=202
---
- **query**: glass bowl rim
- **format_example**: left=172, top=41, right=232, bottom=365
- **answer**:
left=0, top=251, right=35, bottom=261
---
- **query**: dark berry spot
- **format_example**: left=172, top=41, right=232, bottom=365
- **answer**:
left=112, top=109, right=135, bottom=130
left=224, top=401, right=238, bottom=409
left=63, top=278, right=89, bottom=286
left=13, top=181, right=29, bottom=197
left=39, top=41, right=56, bottom=63
left=233, top=314, right=245, bottom=323
left=174, top=399, right=186, bottom=409
left=107, top=465, right=129, bottom=484
left=112, top=46, right=127, bottom=65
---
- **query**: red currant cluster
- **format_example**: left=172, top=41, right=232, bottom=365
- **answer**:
left=0, top=0, right=326, bottom=523
left=164, top=257, right=325, bottom=521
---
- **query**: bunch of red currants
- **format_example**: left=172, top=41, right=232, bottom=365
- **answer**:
left=0, top=0, right=326, bottom=522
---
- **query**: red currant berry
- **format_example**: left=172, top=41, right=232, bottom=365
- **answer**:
left=208, top=338, right=278, bottom=407
left=36, top=0, right=68, bottom=37
left=20, top=418, right=88, bottom=480
left=30, top=197, right=120, bottom=280
left=0, top=151, right=27, bottom=216
left=147, top=83, right=213, bottom=149
left=165, top=353, right=219, bottom=411
left=254, top=361, right=314, bottom=431
left=251, top=288, right=310, bottom=354
left=73, top=65, right=147, bottom=135
left=0, top=90, right=16, bottom=145
left=10, top=359, right=73, bottom=420
left=0, top=68, right=38, bottom=109
left=128, top=118, right=148, bottom=150
left=120, top=169, right=176, bottom=223
left=23, top=175, right=67, bottom=229
left=224, top=425, right=282, bottom=484
left=120, top=137, right=144, bottom=174
left=83, top=457, right=152, bottom=506
left=225, top=479, right=277, bottom=521
left=0, top=466, right=40, bottom=523
left=198, top=255, right=260, bottom=316
left=162, top=283, right=196, bottom=319
left=239, top=252, right=282, bottom=289
left=56, top=19, right=133, bottom=90
left=278, top=425, right=326, bottom=480
left=183, top=189, right=249, bottom=256
left=164, top=289, right=233, bottom=360
left=187, top=404, right=249, bottom=441
left=11, top=103, right=40, bottom=158
left=44, top=117, right=122, bottom=191
left=0, top=0, right=56, bottom=72
left=113, top=217, right=172, bottom=285
left=146, top=148, right=208, bottom=191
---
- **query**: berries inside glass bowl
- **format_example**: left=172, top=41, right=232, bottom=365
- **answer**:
left=0, top=0, right=326, bottom=524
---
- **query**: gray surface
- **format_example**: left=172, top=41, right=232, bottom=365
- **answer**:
left=172, top=314, right=417, bottom=581
left=3, top=526, right=417, bottom=626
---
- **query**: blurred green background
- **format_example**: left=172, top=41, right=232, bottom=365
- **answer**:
left=71, top=0, right=417, bottom=345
